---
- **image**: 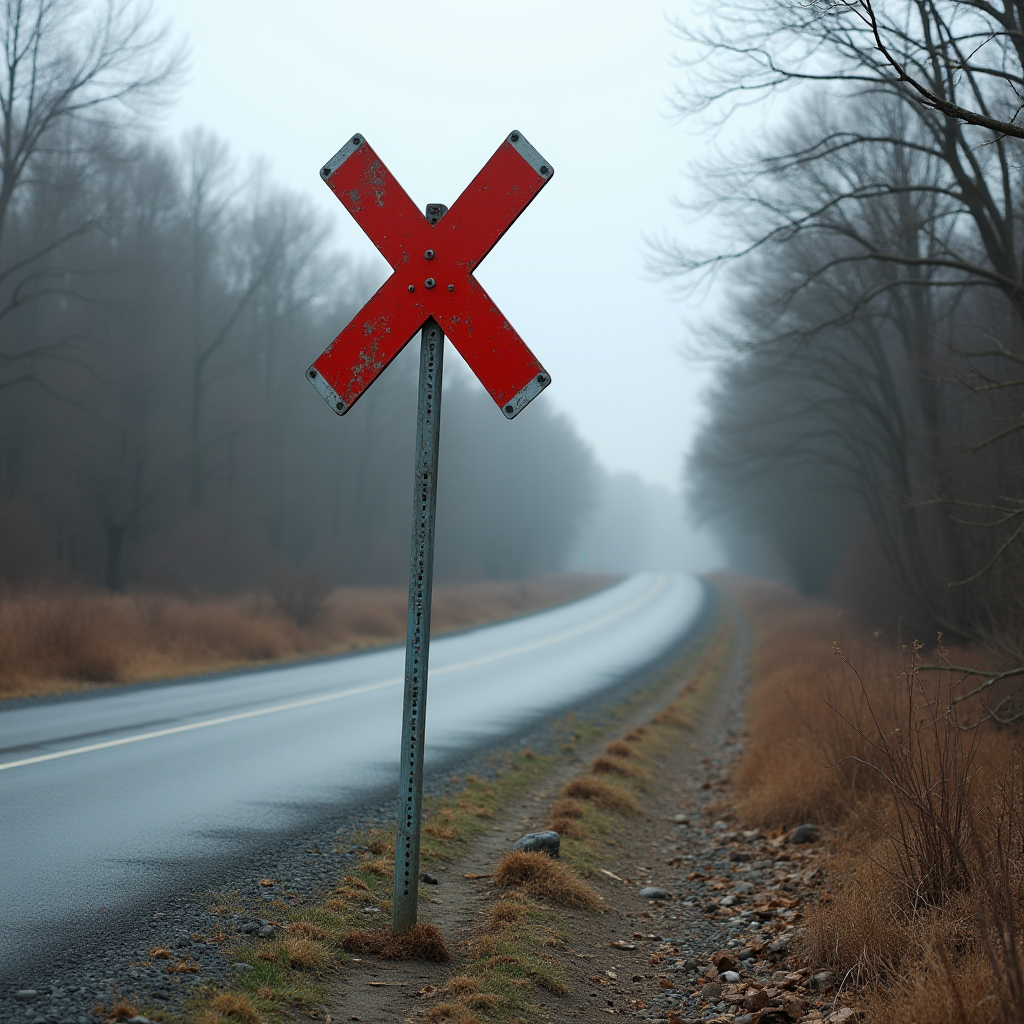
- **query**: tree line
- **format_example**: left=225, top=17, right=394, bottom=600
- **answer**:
left=667, top=0, right=1024, bottom=650
left=0, top=0, right=596, bottom=593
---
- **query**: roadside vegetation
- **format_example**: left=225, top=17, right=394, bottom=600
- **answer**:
left=728, top=578, right=1024, bottom=1024
left=0, top=575, right=614, bottom=700
left=99, top=601, right=731, bottom=1024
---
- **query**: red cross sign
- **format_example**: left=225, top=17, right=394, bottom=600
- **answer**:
left=307, top=130, right=553, bottom=419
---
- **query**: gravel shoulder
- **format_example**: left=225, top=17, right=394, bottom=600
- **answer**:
left=324, top=600, right=854, bottom=1024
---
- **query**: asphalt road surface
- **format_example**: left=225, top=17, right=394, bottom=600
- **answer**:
left=0, top=572, right=706, bottom=979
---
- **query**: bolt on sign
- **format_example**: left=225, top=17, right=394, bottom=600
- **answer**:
left=306, top=130, right=554, bottom=931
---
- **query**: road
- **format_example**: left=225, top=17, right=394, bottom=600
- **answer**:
left=0, top=572, right=706, bottom=978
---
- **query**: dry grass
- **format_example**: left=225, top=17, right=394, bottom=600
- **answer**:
left=605, top=739, right=633, bottom=757
left=493, top=850, right=602, bottom=909
left=727, top=577, right=1024, bottom=1024
left=208, top=991, right=260, bottom=1022
left=549, top=798, right=584, bottom=819
left=589, top=754, right=648, bottom=781
left=104, top=1000, right=140, bottom=1022
left=0, top=574, right=615, bottom=699
left=341, top=923, right=450, bottom=962
left=284, top=920, right=325, bottom=941
left=561, top=776, right=640, bottom=816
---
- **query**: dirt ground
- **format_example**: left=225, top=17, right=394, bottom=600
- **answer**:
left=325, top=613, right=768, bottom=1023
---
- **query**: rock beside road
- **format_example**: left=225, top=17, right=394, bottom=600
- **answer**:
left=511, top=830, right=560, bottom=858
left=638, top=885, right=670, bottom=899
left=789, top=823, right=821, bottom=844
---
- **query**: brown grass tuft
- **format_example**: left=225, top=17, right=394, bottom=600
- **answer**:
left=549, top=798, right=584, bottom=819
left=605, top=740, right=633, bottom=757
left=286, top=920, right=326, bottom=941
left=106, top=1000, right=139, bottom=1022
left=362, top=857, right=393, bottom=877
left=284, top=936, right=327, bottom=970
left=590, top=755, right=648, bottom=781
left=489, top=900, right=525, bottom=925
left=209, top=991, right=260, bottom=1022
left=561, top=776, right=640, bottom=815
left=547, top=815, right=585, bottom=839
left=424, top=824, right=455, bottom=840
left=493, top=850, right=602, bottom=909
left=441, top=975, right=480, bottom=997
left=342, top=923, right=450, bottom=962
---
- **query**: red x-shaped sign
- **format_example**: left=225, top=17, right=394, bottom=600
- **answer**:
left=307, top=130, right=553, bottom=419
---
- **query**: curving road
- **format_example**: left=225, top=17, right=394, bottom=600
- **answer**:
left=0, top=572, right=706, bottom=978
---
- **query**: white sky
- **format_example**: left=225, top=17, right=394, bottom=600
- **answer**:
left=157, top=0, right=715, bottom=490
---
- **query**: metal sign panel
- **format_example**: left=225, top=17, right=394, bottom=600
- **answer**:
left=307, top=130, right=553, bottom=418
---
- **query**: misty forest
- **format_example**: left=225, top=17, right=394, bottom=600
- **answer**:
left=0, top=0, right=1021, bottom=661
left=0, top=2, right=599, bottom=596
left=671, top=0, right=1024, bottom=656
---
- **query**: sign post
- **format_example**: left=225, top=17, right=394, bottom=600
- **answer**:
left=307, top=133, right=554, bottom=931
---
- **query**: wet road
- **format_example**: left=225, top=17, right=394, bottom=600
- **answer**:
left=0, top=573, right=706, bottom=976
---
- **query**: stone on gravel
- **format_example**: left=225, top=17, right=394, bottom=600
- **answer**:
left=511, top=830, right=560, bottom=858
left=14, top=991, right=38, bottom=1001
left=420, top=872, right=439, bottom=885
left=257, top=925, right=276, bottom=938
left=768, top=933, right=794, bottom=953
left=721, top=970, right=741, bottom=983
left=127, top=1017, right=154, bottom=1023
left=719, top=894, right=737, bottom=906
left=789, top=823, right=821, bottom=844
left=232, top=963, right=252, bottom=971
left=780, top=992, right=808, bottom=1019
left=700, top=983, right=722, bottom=1001
left=712, top=952, right=738, bottom=972
left=826, top=1010, right=856, bottom=1023
left=670, top=813, right=689, bottom=823
left=809, top=970, right=834, bottom=990
left=743, top=988, right=770, bottom=1011
left=638, top=886, right=670, bottom=899
left=734, top=1016, right=753, bottom=1024
left=733, top=881, right=755, bottom=894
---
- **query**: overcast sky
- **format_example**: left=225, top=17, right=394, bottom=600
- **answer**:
left=157, top=0, right=715, bottom=491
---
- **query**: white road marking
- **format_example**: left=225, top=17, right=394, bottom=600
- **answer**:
left=0, top=575, right=668, bottom=772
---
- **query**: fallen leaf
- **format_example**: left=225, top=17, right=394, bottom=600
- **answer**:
left=463, top=872, right=492, bottom=879
left=609, top=940, right=637, bottom=950
left=600, top=868, right=625, bottom=881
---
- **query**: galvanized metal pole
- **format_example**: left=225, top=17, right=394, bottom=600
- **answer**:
left=393, top=203, right=447, bottom=932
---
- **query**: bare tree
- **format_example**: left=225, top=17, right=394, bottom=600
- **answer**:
left=0, top=0, right=184, bottom=393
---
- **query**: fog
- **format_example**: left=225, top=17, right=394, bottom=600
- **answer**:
left=0, top=0, right=725, bottom=594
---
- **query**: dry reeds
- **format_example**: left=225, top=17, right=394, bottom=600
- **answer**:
left=341, top=923, right=450, bottom=962
left=0, top=575, right=614, bottom=699
left=493, top=850, right=602, bottom=909
left=729, top=578, right=1024, bottom=1024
